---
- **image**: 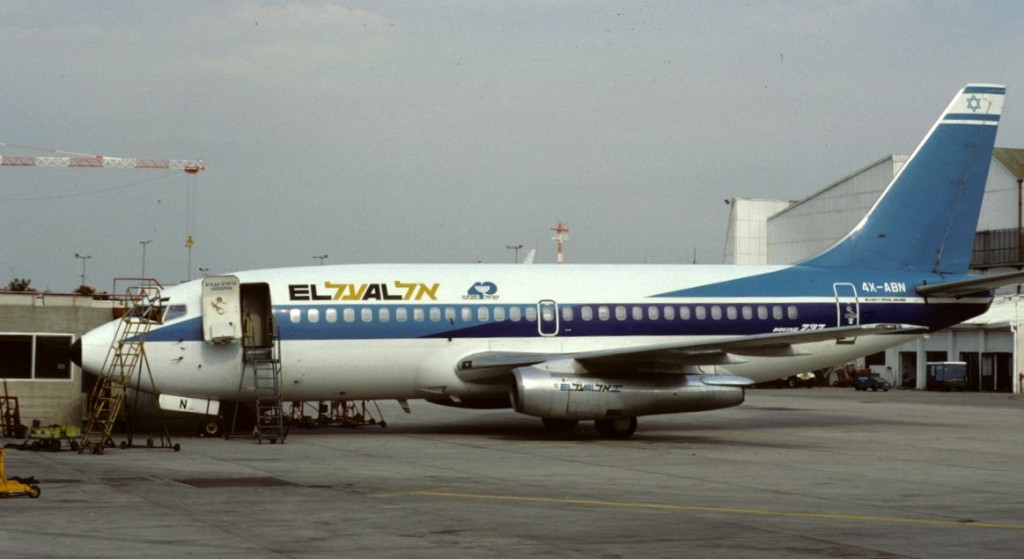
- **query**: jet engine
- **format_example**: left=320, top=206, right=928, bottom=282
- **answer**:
left=510, top=366, right=746, bottom=421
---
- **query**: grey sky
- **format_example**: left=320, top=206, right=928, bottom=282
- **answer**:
left=2, top=1, right=1023, bottom=292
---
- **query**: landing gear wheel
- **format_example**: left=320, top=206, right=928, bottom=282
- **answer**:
left=541, top=418, right=580, bottom=433
left=199, top=419, right=221, bottom=438
left=594, top=417, right=638, bottom=439
left=28, top=486, right=41, bottom=498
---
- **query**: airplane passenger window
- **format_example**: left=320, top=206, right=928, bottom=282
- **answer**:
left=742, top=306, right=752, bottom=320
left=509, top=306, right=522, bottom=322
left=541, top=306, right=554, bottom=322
left=726, top=306, right=737, bottom=320
left=648, top=306, right=659, bottom=320
left=461, top=307, right=473, bottom=322
left=695, top=306, right=705, bottom=320
left=361, top=308, right=373, bottom=323
left=307, top=309, right=319, bottom=323
left=631, top=306, right=642, bottom=321
left=413, top=308, right=425, bottom=322
left=343, top=308, right=355, bottom=323
left=326, top=308, right=337, bottom=323
left=444, top=308, right=456, bottom=323
left=663, top=306, right=675, bottom=320
left=772, top=306, right=783, bottom=320
left=478, top=307, right=490, bottom=322
left=379, top=308, right=390, bottom=323
left=711, top=306, right=722, bottom=320
left=787, top=305, right=798, bottom=320
left=396, top=308, right=408, bottom=322
left=290, top=309, right=301, bottom=323
left=581, top=306, right=593, bottom=321
left=680, top=306, right=692, bottom=320
left=561, top=307, right=573, bottom=322
left=757, top=305, right=768, bottom=320
left=598, top=306, right=610, bottom=321
left=430, top=307, right=441, bottom=322
left=494, top=307, right=506, bottom=321
left=525, top=307, right=537, bottom=322
left=615, top=306, right=627, bottom=321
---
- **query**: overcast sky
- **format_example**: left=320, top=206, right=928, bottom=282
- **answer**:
left=2, top=1, right=1023, bottom=292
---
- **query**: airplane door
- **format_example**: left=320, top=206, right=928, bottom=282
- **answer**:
left=537, top=300, right=559, bottom=336
left=833, top=283, right=860, bottom=327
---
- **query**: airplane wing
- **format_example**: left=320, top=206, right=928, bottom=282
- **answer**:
left=916, top=270, right=1024, bottom=298
left=455, top=323, right=924, bottom=382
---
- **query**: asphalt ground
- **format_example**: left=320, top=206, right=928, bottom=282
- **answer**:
left=1, top=388, right=1022, bottom=559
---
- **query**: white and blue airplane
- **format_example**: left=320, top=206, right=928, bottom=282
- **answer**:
left=74, top=84, right=1014, bottom=438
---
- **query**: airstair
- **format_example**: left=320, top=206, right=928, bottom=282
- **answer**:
left=78, top=286, right=177, bottom=454
left=230, top=340, right=287, bottom=444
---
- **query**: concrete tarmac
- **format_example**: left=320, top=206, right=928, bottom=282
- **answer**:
left=1, top=388, right=1022, bottom=558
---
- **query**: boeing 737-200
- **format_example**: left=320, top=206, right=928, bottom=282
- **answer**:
left=73, top=84, right=1015, bottom=438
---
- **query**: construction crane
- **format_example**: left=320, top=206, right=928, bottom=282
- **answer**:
left=0, top=142, right=204, bottom=173
left=1, top=142, right=205, bottom=281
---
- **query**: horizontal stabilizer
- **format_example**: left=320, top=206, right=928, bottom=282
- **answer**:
left=916, top=270, right=1024, bottom=298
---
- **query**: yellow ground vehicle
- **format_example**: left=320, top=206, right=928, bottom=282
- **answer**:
left=0, top=449, right=41, bottom=498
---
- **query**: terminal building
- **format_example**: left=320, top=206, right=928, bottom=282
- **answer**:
left=725, top=148, right=1024, bottom=393
left=3, top=149, right=1023, bottom=431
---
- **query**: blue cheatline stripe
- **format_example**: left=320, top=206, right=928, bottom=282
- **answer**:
left=943, top=113, right=1000, bottom=122
left=140, top=299, right=989, bottom=343
left=963, top=85, right=1006, bottom=94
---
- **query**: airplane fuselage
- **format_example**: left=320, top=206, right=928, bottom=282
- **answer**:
left=79, top=263, right=989, bottom=402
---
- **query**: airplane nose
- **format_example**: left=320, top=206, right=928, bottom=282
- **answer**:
left=71, top=338, right=83, bottom=368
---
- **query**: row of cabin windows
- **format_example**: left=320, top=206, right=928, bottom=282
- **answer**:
left=288, top=304, right=800, bottom=325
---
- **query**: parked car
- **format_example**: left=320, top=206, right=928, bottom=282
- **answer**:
left=853, top=373, right=892, bottom=392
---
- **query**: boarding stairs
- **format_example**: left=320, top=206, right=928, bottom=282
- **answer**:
left=78, top=286, right=171, bottom=454
left=231, top=340, right=286, bottom=444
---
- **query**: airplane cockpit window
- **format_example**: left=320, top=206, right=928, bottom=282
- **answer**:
left=163, top=304, right=187, bottom=322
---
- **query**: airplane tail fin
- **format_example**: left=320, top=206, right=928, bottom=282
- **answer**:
left=803, top=84, right=1005, bottom=274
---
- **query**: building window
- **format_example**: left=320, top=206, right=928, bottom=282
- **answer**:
left=0, top=334, right=73, bottom=380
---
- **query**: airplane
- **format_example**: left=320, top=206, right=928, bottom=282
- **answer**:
left=73, top=83, right=1014, bottom=439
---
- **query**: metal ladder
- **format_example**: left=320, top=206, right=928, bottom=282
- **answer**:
left=78, top=287, right=163, bottom=454
left=251, top=349, right=285, bottom=444
left=229, top=339, right=286, bottom=444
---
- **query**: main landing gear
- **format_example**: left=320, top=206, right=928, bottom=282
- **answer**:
left=540, top=416, right=638, bottom=439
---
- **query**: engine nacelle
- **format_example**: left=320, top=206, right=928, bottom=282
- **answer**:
left=510, top=367, right=746, bottom=421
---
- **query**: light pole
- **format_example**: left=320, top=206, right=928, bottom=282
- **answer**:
left=506, top=244, right=523, bottom=264
left=313, top=254, right=328, bottom=266
left=74, top=253, right=92, bottom=288
left=140, top=240, right=153, bottom=278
